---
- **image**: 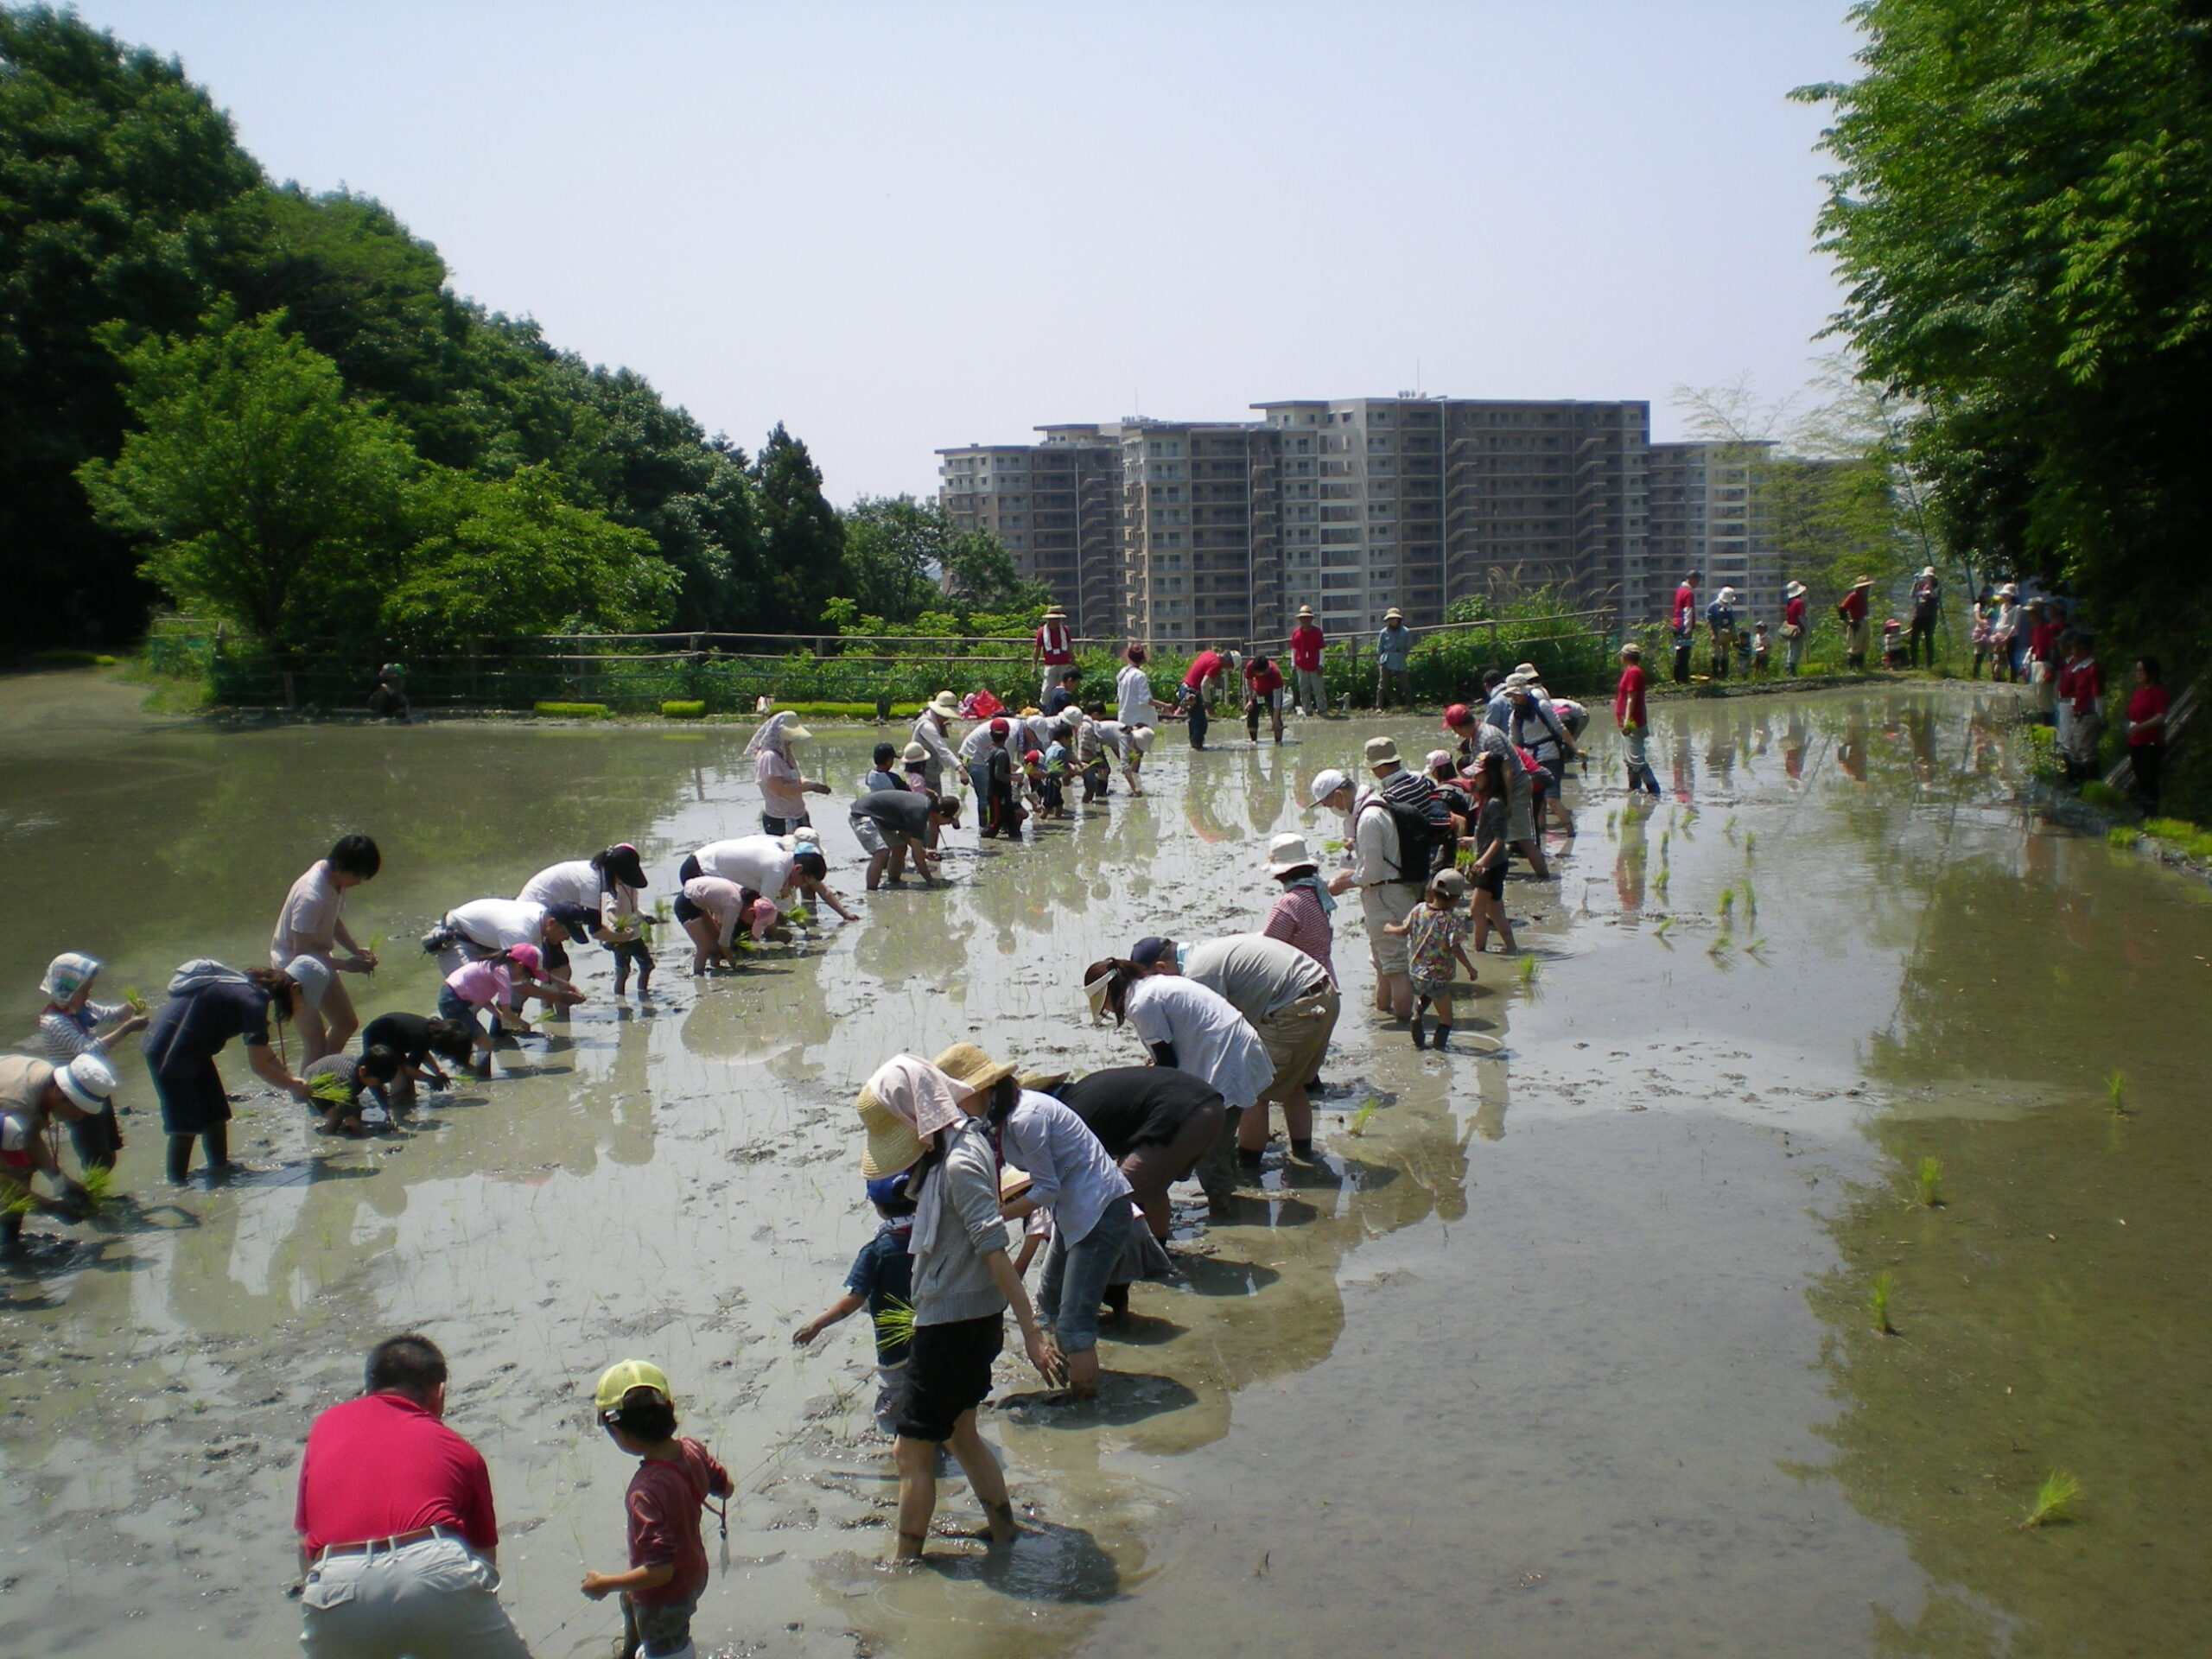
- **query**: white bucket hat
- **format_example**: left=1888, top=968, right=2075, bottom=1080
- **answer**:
left=56, top=1052, right=119, bottom=1109
left=285, top=955, right=333, bottom=1012
left=1267, top=832, right=1319, bottom=877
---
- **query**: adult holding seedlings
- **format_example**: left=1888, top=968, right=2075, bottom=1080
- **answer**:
left=1782, top=581, right=1809, bottom=675
left=1179, top=645, right=1228, bottom=748
left=1615, top=643, right=1661, bottom=796
left=270, top=835, right=383, bottom=1063
left=1083, top=953, right=1274, bottom=1197
left=35, top=951, right=146, bottom=1172
left=518, top=843, right=655, bottom=994
left=2126, top=657, right=2171, bottom=813
left=0, top=1053, right=116, bottom=1251
left=1288, top=605, right=1327, bottom=715
left=1705, top=586, right=1738, bottom=679
left=1160, top=933, right=1339, bottom=1165
left=850, top=788, right=962, bottom=890
left=677, top=876, right=780, bottom=973
left=1262, top=832, right=1350, bottom=979
left=1052, top=1065, right=1230, bottom=1235
left=938, top=1043, right=1132, bottom=1400
left=295, top=1333, right=531, bottom=1658
left=911, top=692, right=964, bottom=796
left=855, top=1054, right=1056, bottom=1560
left=747, top=710, right=832, bottom=836
left=678, top=836, right=858, bottom=928
left=142, top=962, right=313, bottom=1183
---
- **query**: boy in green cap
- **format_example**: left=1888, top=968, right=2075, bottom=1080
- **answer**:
left=582, top=1360, right=733, bottom=1659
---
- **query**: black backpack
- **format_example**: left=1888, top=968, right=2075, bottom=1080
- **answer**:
left=1363, top=796, right=1452, bottom=880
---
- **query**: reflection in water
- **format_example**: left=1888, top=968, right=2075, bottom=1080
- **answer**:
left=3, top=677, right=2207, bottom=1658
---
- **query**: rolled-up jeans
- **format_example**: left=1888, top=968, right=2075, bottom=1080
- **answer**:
left=1038, top=1196, right=1133, bottom=1354
left=299, top=1532, right=533, bottom=1658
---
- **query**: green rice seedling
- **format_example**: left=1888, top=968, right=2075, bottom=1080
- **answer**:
left=1914, top=1156, right=1942, bottom=1208
left=2105, top=1071, right=2128, bottom=1115
left=1739, top=880, right=1757, bottom=918
left=874, top=1296, right=917, bottom=1349
left=1516, top=955, right=1540, bottom=987
left=1652, top=869, right=1670, bottom=900
left=1744, top=831, right=1757, bottom=858
left=1870, top=1271, right=1896, bottom=1335
left=1742, top=936, right=1770, bottom=962
left=2021, top=1470, right=2082, bottom=1529
left=1707, top=937, right=1732, bottom=961
left=1717, top=887, right=1736, bottom=922
left=77, top=1164, right=117, bottom=1217
left=308, top=1071, right=354, bottom=1109
left=1652, top=916, right=1676, bottom=938
left=1658, top=830, right=1671, bottom=863
left=1348, top=1097, right=1379, bottom=1136
left=121, top=986, right=148, bottom=1014
left=1723, top=815, right=1739, bottom=843
left=2, top=1186, right=33, bottom=1219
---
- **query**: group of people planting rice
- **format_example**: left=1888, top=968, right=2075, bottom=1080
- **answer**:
left=2, top=609, right=2149, bottom=1659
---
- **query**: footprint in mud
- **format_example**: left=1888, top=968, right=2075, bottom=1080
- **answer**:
left=994, top=1370, right=1200, bottom=1429
left=812, top=1516, right=1122, bottom=1605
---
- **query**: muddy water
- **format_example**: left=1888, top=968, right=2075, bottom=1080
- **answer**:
left=3, top=671, right=2207, bottom=1658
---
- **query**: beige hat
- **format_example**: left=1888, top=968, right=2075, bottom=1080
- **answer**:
left=999, top=1166, right=1034, bottom=1202
left=1128, top=725, right=1155, bottom=753
left=780, top=719, right=813, bottom=741
left=1083, top=969, right=1116, bottom=1021
left=1363, top=735, right=1401, bottom=767
left=1016, top=1068, right=1069, bottom=1093
left=933, top=1041, right=1020, bottom=1096
left=1044, top=604, right=1067, bottom=619
left=857, top=1082, right=926, bottom=1180
left=900, top=741, right=930, bottom=763
left=1383, top=607, right=1404, bottom=623
left=1997, top=582, right=2018, bottom=598
left=1853, top=575, right=1875, bottom=590
left=1512, top=662, right=1538, bottom=678
left=1919, top=566, right=1937, bottom=580
left=926, top=691, right=961, bottom=719
left=1267, top=831, right=1319, bottom=877
left=1296, top=604, right=1315, bottom=620
left=1785, top=581, right=1807, bottom=599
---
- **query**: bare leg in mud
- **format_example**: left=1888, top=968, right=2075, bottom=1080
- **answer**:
left=893, top=1414, right=1017, bottom=1558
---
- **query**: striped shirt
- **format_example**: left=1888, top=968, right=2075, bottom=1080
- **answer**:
left=1262, top=883, right=1335, bottom=978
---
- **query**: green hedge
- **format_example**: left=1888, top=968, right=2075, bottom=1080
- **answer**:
left=534, top=701, right=610, bottom=719
left=660, top=700, right=706, bottom=719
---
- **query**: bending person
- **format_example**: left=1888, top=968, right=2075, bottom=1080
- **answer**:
left=850, top=789, right=961, bottom=890
left=679, top=836, right=858, bottom=925
left=1052, top=1065, right=1228, bottom=1236
left=517, top=843, right=655, bottom=995
left=142, top=962, right=312, bottom=1183
left=677, top=876, right=779, bottom=974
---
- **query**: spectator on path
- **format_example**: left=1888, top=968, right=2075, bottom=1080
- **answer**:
left=1838, top=575, right=1874, bottom=671
left=2126, top=657, right=2170, bottom=814
left=294, top=1333, right=533, bottom=1659
left=1967, top=589, right=1995, bottom=679
left=1782, top=582, right=1808, bottom=675
left=1908, top=567, right=1942, bottom=667
left=1706, top=587, right=1738, bottom=679
left=1032, top=604, right=1076, bottom=702
left=2027, top=600, right=2064, bottom=721
left=1289, top=606, right=1327, bottom=716
left=2059, top=631, right=2106, bottom=779
left=1375, top=609, right=1414, bottom=709
left=1672, top=571, right=1700, bottom=683
left=1987, top=584, right=2021, bottom=682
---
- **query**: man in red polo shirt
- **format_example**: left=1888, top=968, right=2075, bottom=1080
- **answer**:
left=1032, top=603, right=1076, bottom=702
left=1669, top=571, right=1700, bottom=683
left=296, top=1333, right=532, bottom=1657
left=1288, top=605, right=1327, bottom=715
left=1243, top=653, right=1287, bottom=744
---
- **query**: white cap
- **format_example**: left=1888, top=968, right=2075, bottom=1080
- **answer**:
left=1307, top=767, right=1351, bottom=807
left=285, top=955, right=332, bottom=1012
left=57, top=1052, right=118, bottom=1109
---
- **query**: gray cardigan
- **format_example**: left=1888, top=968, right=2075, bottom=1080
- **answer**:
left=912, top=1117, right=1012, bottom=1326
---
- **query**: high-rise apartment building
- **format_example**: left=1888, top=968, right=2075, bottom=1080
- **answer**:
left=937, top=426, right=1123, bottom=639
left=940, top=394, right=1650, bottom=647
left=1646, top=441, right=1781, bottom=629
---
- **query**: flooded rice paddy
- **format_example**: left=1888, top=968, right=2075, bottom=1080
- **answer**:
left=3, top=671, right=2208, bottom=1658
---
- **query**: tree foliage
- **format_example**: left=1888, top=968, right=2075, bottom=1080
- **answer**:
left=1795, top=0, right=2212, bottom=649
left=841, top=494, right=950, bottom=623
left=1, top=4, right=832, bottom=649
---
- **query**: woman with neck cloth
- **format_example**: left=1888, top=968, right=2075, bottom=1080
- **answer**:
left=856, top=1054, right=1056, bottom=1560
left=747, top=711, right=833, bottom=836
left=936, top=1043, right=1132, bottom=1400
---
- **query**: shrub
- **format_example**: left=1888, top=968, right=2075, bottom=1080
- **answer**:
left=25, top=649, right=103, bottom=669
left=2107, top=825, right=2139, bottom=848
left=2080, top=780, right=2133, bottom=813
left=2144, top=817, right=2212, bottom=861
left=660, top=700, right=705, bottom=719
left=533, top=701, right=610, bottom=719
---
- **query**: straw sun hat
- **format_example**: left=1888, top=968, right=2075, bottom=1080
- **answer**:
left=927, top=691, right=962, bottom=719
left=933, top=1042, right=1019, bottom=1095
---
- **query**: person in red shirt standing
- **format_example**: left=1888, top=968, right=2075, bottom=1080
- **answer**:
left=2125, top=656, right=2171, bottom=811
left=1670, top=572, right=1700, bottom=684
left=1180, top=647, right=1227, bottom=749
left=1288, top=605, right=1328, bottom=716
left=1782, top=581, right=1809, bottom=675
left=296, top=1334, right=531, bottom=1658
left=1614, top=643, right=1660, bottom=796
left=1032, top=604, right=1076, bottom=703
left=2027, top=600, right=2065, bottom=717
left=1837, top=575, right=1873, bottom=670
left=1243, top=654, right=1287, bottom=744
left=583, top=1361, right=732, bottom=1659
left=2062, top=631, right=2106, bottom=779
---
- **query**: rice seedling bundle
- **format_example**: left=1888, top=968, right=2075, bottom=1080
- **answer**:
left=874, top=1296, right=917, bottom=1348
left=1347, top=1098, right=1379, bottom=1136
left=2104, top=1071, right=2128, bottom=1115
left=2021, top=1470, right=2082, bottom=1529
left=1870, top=1271, right=1896, bottom=1335
left=1914, top=1156, right=1942, bottom=1208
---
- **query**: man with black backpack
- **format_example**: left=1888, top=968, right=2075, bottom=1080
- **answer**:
left=1351, top=737, right=1451, bottom=1022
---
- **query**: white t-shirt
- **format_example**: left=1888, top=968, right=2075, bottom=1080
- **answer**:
left=1124, top=976, right=1275, bottom=1110
left=1116, top=665, right=1155, bottom=728
left=270, top=861, right=344, bottom=966
left=692, top=836, right=794, bottom=897
left=957, top=722, right=1002, bottom=763
left=519, top=860, right=639, bottom=928
left=447, top=898, right=548, bottom=951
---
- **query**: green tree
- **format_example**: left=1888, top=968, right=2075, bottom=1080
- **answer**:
left=77, top=311, right=414, bottom=645
left=0, top=3, right=264, bottom=645
left=1795, top=0, right=2212, bottom=650
left=385, top=465, right=675, bottom=645
left=944, top=527, right=1048, bottom=615
left=751, top=423, right=849, bottom=631
left=840, top=494, right=950, bottom=624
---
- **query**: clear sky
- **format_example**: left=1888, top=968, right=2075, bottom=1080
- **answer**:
left=86, top=1, right=1863, bottom=500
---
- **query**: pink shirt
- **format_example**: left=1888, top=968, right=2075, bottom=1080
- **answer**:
left=444, top=960, right=512, bottom=1008
left=1261, top=883, right=1334, bottom=977
left=755, top=748, right=809, bottom=818
left=295, top=1393, right=498, bottom=1554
